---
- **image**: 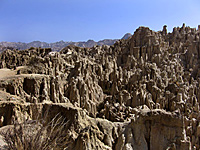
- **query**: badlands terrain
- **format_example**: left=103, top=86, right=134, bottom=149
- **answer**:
left=0, top=24, right=200, bottom=149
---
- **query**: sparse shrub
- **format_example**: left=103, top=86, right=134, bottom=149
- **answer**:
left=0, top=114, right=69, bottom=150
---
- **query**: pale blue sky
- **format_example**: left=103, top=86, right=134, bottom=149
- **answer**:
left=0, top=0, right=200, bottom=42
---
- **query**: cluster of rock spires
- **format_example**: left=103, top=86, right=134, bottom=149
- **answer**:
left=0, top=24, right=200, bottom=149
left=0, top=33, right=132, bottom=52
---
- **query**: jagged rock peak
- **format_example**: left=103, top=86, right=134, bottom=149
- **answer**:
left=1, top=24, right=200, bottom=149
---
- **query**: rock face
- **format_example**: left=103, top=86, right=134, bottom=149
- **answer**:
left=0, top=24, right=200, bottom=149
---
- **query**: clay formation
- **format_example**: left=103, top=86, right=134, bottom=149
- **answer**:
left=0, top=24, right=200, bottom=149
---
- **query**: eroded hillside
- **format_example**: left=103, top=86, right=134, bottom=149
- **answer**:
left=0, top=24, right=200, bottom=149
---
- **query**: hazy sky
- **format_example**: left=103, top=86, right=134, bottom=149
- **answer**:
left=1, top=0, right=200, bottom=42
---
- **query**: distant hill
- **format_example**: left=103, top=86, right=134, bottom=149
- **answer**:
left=0, top=33, right=132, bottom=51
left=0, top=45, right=15, bottom=53
left=121, top=33, right=132, bottom=40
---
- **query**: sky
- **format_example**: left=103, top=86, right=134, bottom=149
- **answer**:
left=0, top=0, right=200, bottom=43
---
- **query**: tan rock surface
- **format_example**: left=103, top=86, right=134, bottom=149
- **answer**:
left=1, top=24, right=200, bottom=149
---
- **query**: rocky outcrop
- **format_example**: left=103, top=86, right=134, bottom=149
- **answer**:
left=0, top=102, right=190, bottom=150
left=0, top=24, right=200, bottom=149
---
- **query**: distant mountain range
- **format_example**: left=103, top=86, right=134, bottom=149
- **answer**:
left=0, top=33, right=132, bottom=52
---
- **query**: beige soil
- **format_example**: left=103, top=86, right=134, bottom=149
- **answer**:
left=0, top=66, right=27, bottom=79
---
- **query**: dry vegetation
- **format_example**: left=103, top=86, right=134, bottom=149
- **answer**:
left=0, top=114, right=69, bottom=150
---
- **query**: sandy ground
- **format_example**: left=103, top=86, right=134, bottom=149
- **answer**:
left=0, top=66, right=27, bottom=79
left=0, top=68, right=16, bottom=79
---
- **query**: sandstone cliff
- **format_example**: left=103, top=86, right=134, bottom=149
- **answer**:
left=0, top=24, right=200, bottom=149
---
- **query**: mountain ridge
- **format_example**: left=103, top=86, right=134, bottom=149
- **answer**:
left=0, top=33, right=132, bottom=51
